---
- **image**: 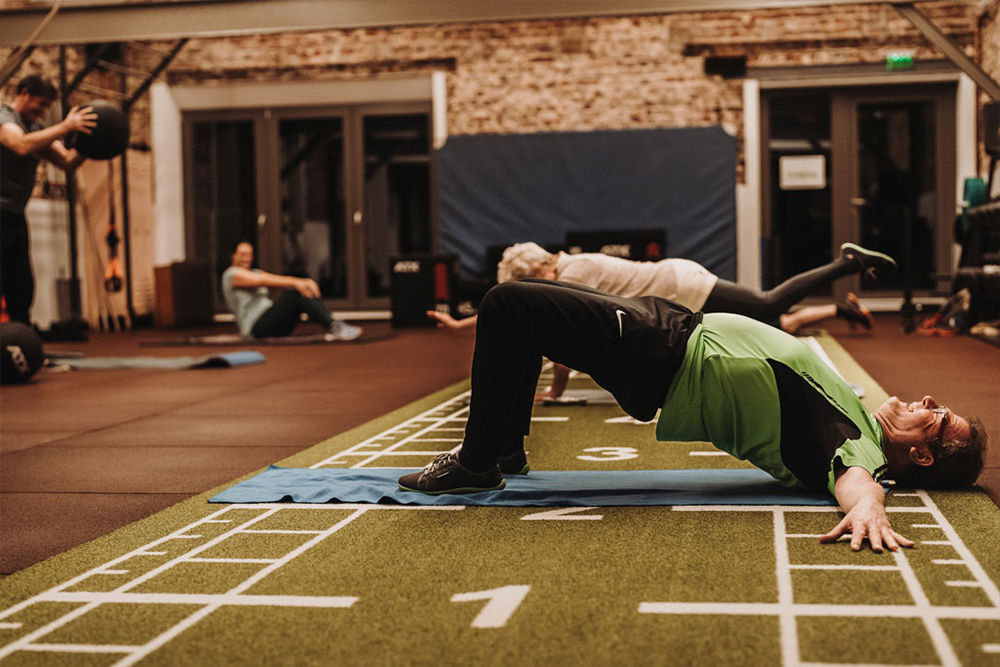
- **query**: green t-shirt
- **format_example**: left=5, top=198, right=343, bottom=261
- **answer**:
left=221, top=267, right=272, bottom=337
left=656, top=313, right=886, bottom=495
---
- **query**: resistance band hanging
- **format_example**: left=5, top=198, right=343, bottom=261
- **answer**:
left=104, top=161, right=123, bottom=293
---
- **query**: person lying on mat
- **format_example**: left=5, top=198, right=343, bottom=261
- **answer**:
left=400, top=279, right=988, bottom=553
left=428, top=242, right=878, bottom=399
left=222, top=241, right=363, bottom=341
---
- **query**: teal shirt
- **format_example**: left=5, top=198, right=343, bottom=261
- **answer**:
left=656, top=313, right=886, bottom=495
left=221, top=267, right=272, bottom=337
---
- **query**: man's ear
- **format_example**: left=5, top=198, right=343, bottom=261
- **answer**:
left=908, top=445, right=935, bottom=467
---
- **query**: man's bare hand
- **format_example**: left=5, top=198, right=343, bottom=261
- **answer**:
left=295, top=278, right=321, bottom=298
left=63, top=106, right=98, bottom=135
left=819, top=500, right=914, bottom=553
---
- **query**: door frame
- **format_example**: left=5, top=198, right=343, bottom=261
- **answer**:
left=745, top=65, right=976, bottom=307
left=180, top=100, right=435, bottom=311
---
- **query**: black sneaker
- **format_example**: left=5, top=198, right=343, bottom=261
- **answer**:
left=840, top=243, right=897, bottom=280
left=497, top=451, right=530, bottom=475
left=398, top=453, right=506, bottom=495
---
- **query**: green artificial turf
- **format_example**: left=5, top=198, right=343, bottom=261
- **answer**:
left=1, top=336, right=997, bottom=666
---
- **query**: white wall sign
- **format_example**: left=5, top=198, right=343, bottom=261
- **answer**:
left=779, top=155, right=826, bottom=190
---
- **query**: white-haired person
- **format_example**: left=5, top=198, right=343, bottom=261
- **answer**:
left=428, top=241, right=889, bottom=399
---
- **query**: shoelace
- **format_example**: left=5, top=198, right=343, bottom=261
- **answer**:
left=419, top=452, right=457, bottom=482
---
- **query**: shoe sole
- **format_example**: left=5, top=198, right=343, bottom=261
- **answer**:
left=397, top=479, right=507, bottom=495
left=841, top=243, right=897, bottom=269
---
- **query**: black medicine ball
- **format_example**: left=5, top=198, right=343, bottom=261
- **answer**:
left=74, top=100, right=129, bottom=160
left=0, top=322, right=44, bottom=385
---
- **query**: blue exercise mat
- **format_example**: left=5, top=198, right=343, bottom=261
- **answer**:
left=210, top=465, right=836, bottom=506
left=62, top=350, right=265, bottom=370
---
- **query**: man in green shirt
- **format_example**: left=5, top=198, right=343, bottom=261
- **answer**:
left=399, top=279, right=987, bottom=553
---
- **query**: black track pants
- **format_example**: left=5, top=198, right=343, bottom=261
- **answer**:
left=250, top=290, right=333, bottom=338
left=702, top=256, right=859, bottom=325
left=458, top=279, right=701, bottom=472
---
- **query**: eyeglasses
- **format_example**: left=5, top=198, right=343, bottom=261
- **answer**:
left=930, top=407, right=949, bottom=448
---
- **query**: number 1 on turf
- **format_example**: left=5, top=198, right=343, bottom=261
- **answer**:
left=451, top=585, right=530, bottom=628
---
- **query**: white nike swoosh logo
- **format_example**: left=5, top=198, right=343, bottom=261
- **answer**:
left=616, top=309, right=626, bottom=337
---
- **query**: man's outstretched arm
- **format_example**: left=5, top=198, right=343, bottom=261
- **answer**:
left=819, top=465, right=914, bottom=553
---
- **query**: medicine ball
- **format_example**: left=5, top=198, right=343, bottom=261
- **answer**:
left=74, top=100, right=129, bottom=160
left=0, top=322, right=44, bottom=385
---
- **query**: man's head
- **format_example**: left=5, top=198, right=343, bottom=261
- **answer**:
left=13, top=75, right=59, bottom=124
left=230, top=241, right=254, bottom=270
left=876, top=396, right=987, bottom=488
left=497, top=242, right=557, bottom=283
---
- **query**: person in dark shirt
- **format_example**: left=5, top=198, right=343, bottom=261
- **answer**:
left=0, top=75, right=96, bottom=325
left=399, top=279, right=987, bottom=554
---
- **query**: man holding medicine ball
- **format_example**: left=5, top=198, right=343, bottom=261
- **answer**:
left=0, top=74, right=98, bottom=325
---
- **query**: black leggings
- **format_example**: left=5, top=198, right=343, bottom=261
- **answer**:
left=459, top=279, right=700, bottom=472
left=250, top=290, right=333, bottom=338
left=701, top=256, right=859, bottom=326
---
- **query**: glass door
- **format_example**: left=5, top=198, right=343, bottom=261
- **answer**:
left=184, top=104, right=433, bottom=312
left=842, top=86, right=956, bottom=299
left=763, top=83, right=956, bottom=302
left=357, top=107, right=433, bottom=304
left=184, top=113, right=262, bottom=310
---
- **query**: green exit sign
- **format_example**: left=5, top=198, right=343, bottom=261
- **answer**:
left=886, top=52, right=914, bottom=71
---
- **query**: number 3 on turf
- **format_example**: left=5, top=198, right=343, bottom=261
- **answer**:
left=451, top=585, right=530, bottom=628
left=578, top=446, right=638, bottom=461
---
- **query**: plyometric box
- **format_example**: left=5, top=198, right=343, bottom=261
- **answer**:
left=565, top=229, right=667, bottom=262
left=154, top=261, right=214, bottom=327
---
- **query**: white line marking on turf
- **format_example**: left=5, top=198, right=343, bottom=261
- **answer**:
left=983, top=644, right=1000, bottom=653
left=134, top=552, right=167, bottom=556
left=688, top=451, right=729, bottom=456
left=0, top=623, right=22, bottom=630
left=530, top=417, right=568, bottom=422
left=637, top=602, right=1000, bottom=619
left=21, top=643, right=137, bottom=654
left=911, top=524, right=942, bottom=528
left=44, top=592, right=357, bottom=608
left=788, top=565, right=899, bottom=572
left=892, top=547, right=961, bottom=666
left=773, top=510, right=801, bottom=667
left=521, top=507, right=603, bottom=521
left=242, top=529, right=323, bottom=535
left=112, top=509, right=370, bottom=667
left=916, top=490, right=999, bottom=607
left=932, top=559, right=966, bottom=565
left=785, top=534, right=826, bottom=539
left=920, top=541, right=952, bottom=546
left=96, top=570, right=129, bottom=575
left=945, top=581, right=982, bottom=588
left=411, top=438, right=463, bottom=442
left=186, top=558, right=278, bottom=564
left=310, top=391, right=473, bottom=469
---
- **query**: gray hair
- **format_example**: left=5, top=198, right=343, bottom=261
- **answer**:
left=496, top=242, right=555, bottom=283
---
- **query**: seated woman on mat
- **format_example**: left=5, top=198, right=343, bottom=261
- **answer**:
left=221, top=241, right=363, bottom=341
left=428, top=241, right=882, bottom=398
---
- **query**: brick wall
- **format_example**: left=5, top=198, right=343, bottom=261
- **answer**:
left=979, top=0, right=999, bottom=190
left=0, top=1, right=985, bottom=193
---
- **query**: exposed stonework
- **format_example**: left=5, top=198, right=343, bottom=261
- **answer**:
left=0, top=2, right=986, bottom=192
